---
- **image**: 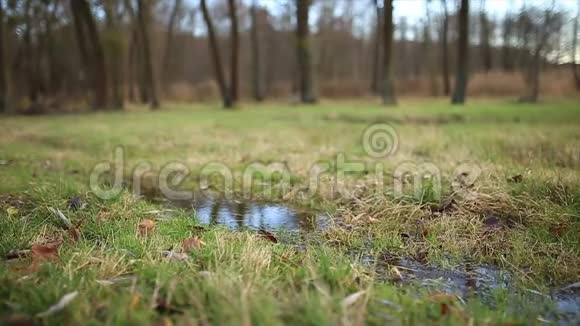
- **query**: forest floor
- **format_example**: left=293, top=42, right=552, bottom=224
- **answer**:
left=0, top=98, right=579, bottom=325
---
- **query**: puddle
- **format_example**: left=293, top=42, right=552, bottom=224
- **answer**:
left=165, top=194, right=329, bottom=232
left=364, top=256, right=579, bottom=323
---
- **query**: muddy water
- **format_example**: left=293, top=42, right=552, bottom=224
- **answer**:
left=166, top=194, right=328, bottom=232
left=365, top=256, right=579, bottom=323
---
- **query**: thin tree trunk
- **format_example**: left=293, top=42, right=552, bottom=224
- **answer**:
left=200, top=0, right=231, bottom=108
left=70, top=0, right=91, bottom=98
left=382, top=0, right=396, bottom=105
left=479, top=5, right=492, bottom=72
left=162, top=0, right=182, bottom=93
left=104, top=0, right=124, bottom=109
left=136, top=0, right=160, bottom=109
left=227, top=0, right=239, bottom=102
left=77, top=0, right=108, bottom=109
left=452, top=0, right=469, bottom=104
left=441, top=0, right=451, bottom=95
left=23, top=0, right=41, bottom=112
left=371, top=0, right=382, bottom=94
left=250, top=1, right=264, bottom=101
left=502, top=17, right=513, bottom=71
left=296, top=0, right=316, bottom=103
left=573, top=0, right=580, bottom=91
left=0, top=0, right=6, bottom=113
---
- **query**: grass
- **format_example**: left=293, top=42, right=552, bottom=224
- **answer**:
left=0, top=98, right=579, bottom=324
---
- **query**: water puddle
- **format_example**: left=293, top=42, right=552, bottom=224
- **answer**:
left=364, top=256, right=579, bottom=323
left=165, top=194, right=329, bottom=232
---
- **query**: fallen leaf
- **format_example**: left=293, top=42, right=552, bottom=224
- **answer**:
left=68, top=226, right=81, bottom=242
left=155, top=298, right=183, bottom=315
left=67, top=196, right=85, bottom=211
left=507, top=174, right=523, bottom=183
left=31, top=242, right=61, bottom=262
left=36, top=291, right=78, bottom=318
left=0, top=314, right=39, bottom=326
left=157, top=317, right=174, bottom=326
left=130, top=294, right=141, bottom=309
left=428, top=293, right=456, bottom=301
left=257, top=229, right=278, bottom=243
left=440, top=302, right=449, bottom=316
left=483, top=215, right=501, bottom=229
left=182, top=236, right=205, bottom=252
left=342, top=291, right=366, bottom=307
left=138, top=219, right=156, bottom=236
left=6, top=207, right=19, bottom=217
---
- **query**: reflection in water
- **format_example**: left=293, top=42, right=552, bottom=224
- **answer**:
left=169, top=194, right=327, bottom=232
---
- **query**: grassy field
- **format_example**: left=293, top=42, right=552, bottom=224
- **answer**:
left=0, top=98, right=579, bottom=325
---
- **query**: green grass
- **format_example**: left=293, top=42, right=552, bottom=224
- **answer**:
left=0, top=98, right=579, bottom=324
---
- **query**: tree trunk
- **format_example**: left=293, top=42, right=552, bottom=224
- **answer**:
left=502, top=16, right=513, bottom=71
left=296, top=0, right=316, bottom=104
left=227, top=0, right=239, bottom=102
left=382, top=0, right=396, bottom=105
left=104, top=0, right=124, bottom=109
left=70, top=0, right=91, bottom=98
left=452, top=0, right=469, bottom=104
left=479, top=8, right=492, bottom=72
left=0, top=0, right=6, bottom=113
left=573, top=0, right=580, bottom=91
left=440, top=0, right=451, bottom=96
left=371, top=0, right=382, bottom=94
left=77, top=0, right=108, bottom=109
left=136, top=0, right=160, bottom=109
left=162, top=0, right=182, bottom=94
left=200, top=0, right=232, bottom=108
left=250, top=1, right=264, bottom=101
left=23, top=0, right=42, bottom=113
left=520, top=50, right=541, bottom=102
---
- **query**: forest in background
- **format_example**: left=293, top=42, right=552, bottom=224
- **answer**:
left=0, top=0, right=579, bottom=113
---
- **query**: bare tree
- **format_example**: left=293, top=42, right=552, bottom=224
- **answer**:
left=162, top=0, right=182, bottom=93
left=479, top=0, right=493, bottom=72
left=296, top=0, right=316, bottom=103
left=371, top=0, right=383, bottom=94
left=440, top=0, right=451, bottom=95
left=0, top=0, right=6, bottom=113
left=136, top=0, right=159, bottom=109
left=70, top=0, right=108, bottom=110
left=573, top=0, right=580, bottom=91
left=250, top=1, right=264, bottom=101
left=200, top=0, right=232, bottom=108
left=502, top=14, right=515, bottom=71
left=103, top=0, right=125, bottom=109
left=227, top=0, right=239, bottom=102
left=517, top=7, right=564, bottom=103
left=382, top=0, right=396, bottom=105
left=452, top=0, right=469, bottom=104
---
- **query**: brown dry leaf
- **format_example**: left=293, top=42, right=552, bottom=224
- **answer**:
left=257, top=229, right=278, bottom=243
left=130, top=294, right=141, bottom=309
left=156, top=317, right=173, bottom=326
left=428, top=293, right=456, bottom=301
left=507, top=174, right=524, bottom=183
left=68, top=227, right=81, bottom=242
left=138, top=219, right=156, bottom=236
left=31, top=242, right=61, bottom=262
left=183, top=236, right=205, bottom=252
left=440, top=302, right=449, bottom=316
